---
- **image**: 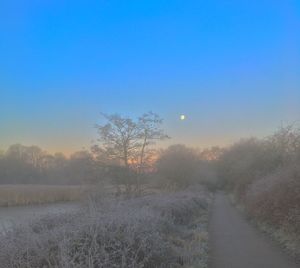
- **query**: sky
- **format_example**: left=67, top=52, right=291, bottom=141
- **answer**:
left=1, top=0, right=300, bottom=154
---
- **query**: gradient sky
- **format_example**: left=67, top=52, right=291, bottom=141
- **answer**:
left=1, top=0, right=300, bottom=154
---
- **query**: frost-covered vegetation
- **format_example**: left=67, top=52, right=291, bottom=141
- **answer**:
left=217, top=125, right=300, bottom=257
left=156, top=144, right=220, bottom=190
left=0, top=188, right=211, bottom=268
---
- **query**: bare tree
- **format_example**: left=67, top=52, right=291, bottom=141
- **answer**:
left=135, top=112, right=169, bottom=193
left=93, top=112, right=169, bottom=195
left=94, top=114, right=141, bottom=166
left=138, top=112, right=169, bottom=172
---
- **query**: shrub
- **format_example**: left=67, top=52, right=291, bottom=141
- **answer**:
left=217, top=125, right=300, bottom=256
left=156, top=145, right=201, bottom=189
left=246, top=164, right=300, bottom=237
left=0, top=189, right=211, bottom=268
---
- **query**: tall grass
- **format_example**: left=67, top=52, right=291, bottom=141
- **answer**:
left=0, top=185, right=86, bottom=207
left=0, top=187, right=211, bottom=268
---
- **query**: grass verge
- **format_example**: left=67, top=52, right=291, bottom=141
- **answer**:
left=0, top=185, right=86, bottom=207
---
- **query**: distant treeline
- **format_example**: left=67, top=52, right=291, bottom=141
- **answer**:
left=2, top=112, right=218, bottom=188
left=0, top=143, right=221, bottom=187
left=0, top=144, right=99, bottom=184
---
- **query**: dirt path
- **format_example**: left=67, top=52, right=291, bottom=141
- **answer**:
left=209, top=192, right=298, bottom=268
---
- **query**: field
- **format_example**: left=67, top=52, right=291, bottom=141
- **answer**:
left=0, top=185, right=87, bottom=207
left=0, top=187, right=212, bottom=268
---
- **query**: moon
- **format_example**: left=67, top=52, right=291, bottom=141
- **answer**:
left=180, top=114, right=186, bottom=121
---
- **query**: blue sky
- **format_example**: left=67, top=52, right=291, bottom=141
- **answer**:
left=0, top=0, right=299, bottom=154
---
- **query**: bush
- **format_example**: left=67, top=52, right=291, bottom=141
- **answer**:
left=246, top=164, right=300, bottom=237
left=217, top=125, right=300, bottom=255
left=0, top=189, right=211, bottom=268
left=156, top=145, right=201, bottom=189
